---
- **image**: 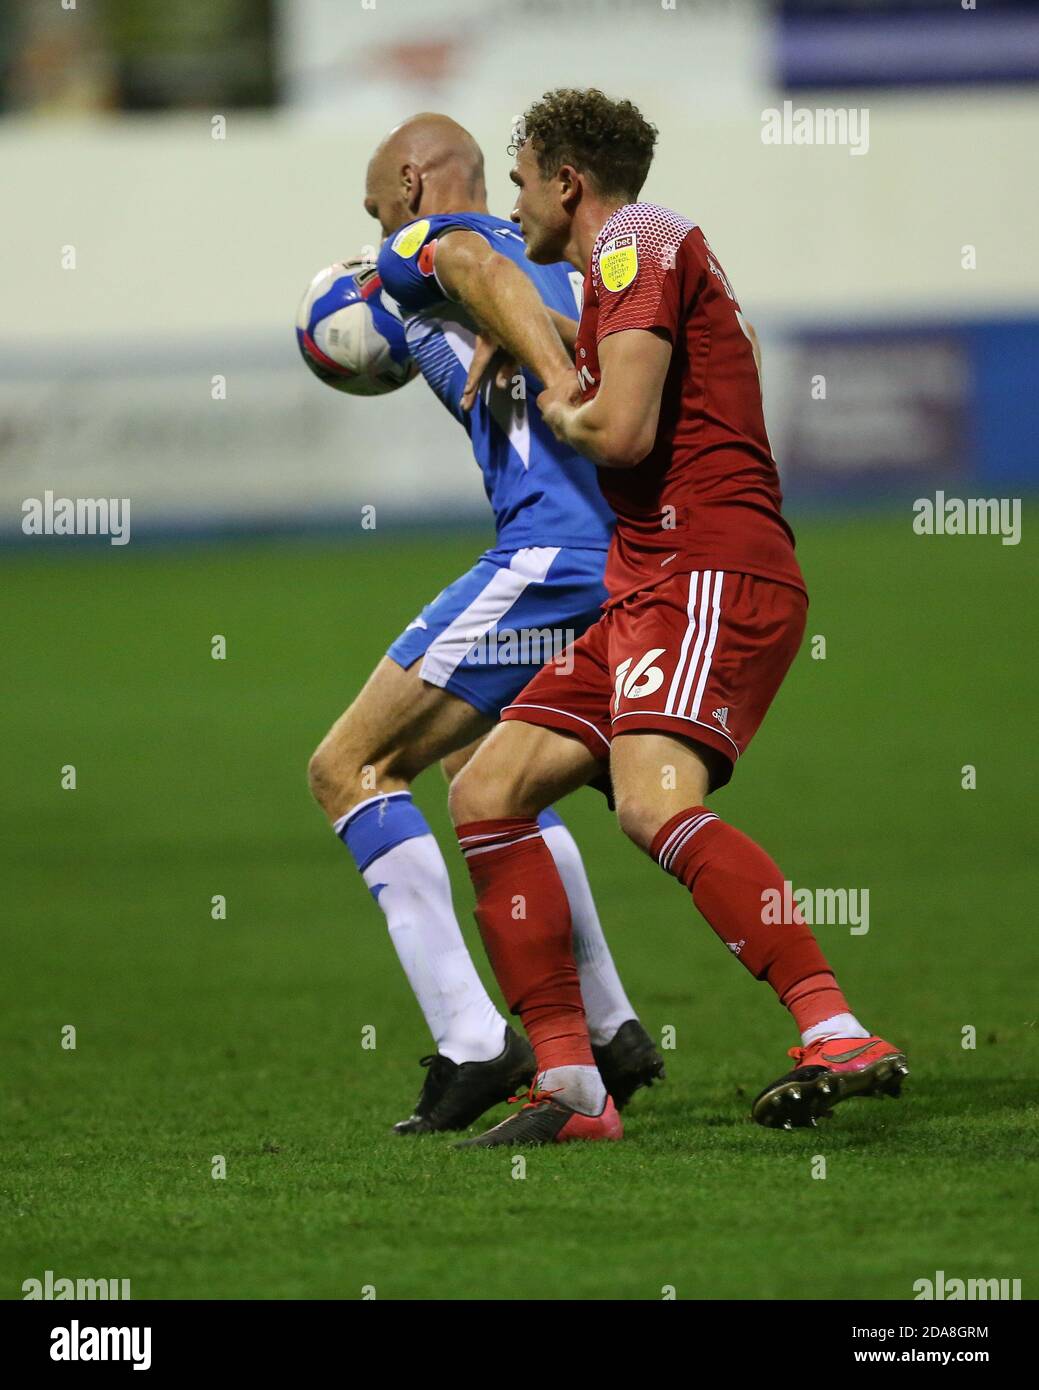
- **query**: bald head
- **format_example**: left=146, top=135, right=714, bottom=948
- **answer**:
left=364, top=113, right=487, bottom=238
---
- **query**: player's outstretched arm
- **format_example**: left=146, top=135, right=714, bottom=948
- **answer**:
left=538, top=328, right=672, bottom=469
left=434, top=231, right=577, bottom=407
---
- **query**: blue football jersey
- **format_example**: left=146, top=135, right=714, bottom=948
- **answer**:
left=376, top=212, right=614, bottom=551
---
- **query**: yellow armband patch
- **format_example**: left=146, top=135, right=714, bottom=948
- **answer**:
left=391, top=220, right=431, bottom=258
left=598, top=233, right=638, bottom=292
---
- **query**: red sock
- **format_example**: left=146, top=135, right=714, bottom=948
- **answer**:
left=455, top=818, right=594, bottom=1071
left=651, top=807, right=851, bottom=1033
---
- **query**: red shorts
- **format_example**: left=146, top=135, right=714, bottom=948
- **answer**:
left=500, top=569, right=807, bottom=787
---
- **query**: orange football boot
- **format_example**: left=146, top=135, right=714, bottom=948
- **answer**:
left=752, top=1036, right=908, bottom=1129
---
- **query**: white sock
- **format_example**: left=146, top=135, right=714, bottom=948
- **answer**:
left=800, top=1012, right=871, bottom=1048
left=540, top=818, right=637, bottom=1048
left=538, top=1065, right=607, bottom=1117
left=360, top=836, right=507, bottom=1064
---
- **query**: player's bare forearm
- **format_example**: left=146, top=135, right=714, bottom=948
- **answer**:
left=538, top=329, right=673, bottom=469
left=435, top=231, right=573, bottom=390
left=539, top=396, right=624, bottom=469
left=464, top=258, right=573, bottom=388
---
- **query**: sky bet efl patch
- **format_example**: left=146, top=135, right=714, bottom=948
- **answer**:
left=598, top=232, right=638, bottom=291
left=391, top=219, right=430, bottom=258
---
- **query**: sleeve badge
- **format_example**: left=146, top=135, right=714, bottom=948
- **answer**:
left=391, top=219, right=431, bottom=258
left=598, top=233, right=638, bottom=292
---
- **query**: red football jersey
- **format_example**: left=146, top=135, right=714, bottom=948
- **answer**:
left=575, top=202, right=806, bottom=605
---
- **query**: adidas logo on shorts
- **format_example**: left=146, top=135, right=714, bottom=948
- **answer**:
left=712, top=706, right=729, bottom=728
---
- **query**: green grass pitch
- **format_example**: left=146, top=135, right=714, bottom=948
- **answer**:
left=3, top=512, right=1037, bottom=1301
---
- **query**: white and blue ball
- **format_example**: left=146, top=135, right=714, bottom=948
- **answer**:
left=296, top=259, right=418, bottom=396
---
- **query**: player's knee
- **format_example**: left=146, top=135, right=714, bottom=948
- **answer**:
left=309, top=715, right=423, bottom=816
left=614, top=791, right=662, bottom=855
left=449, top=732, right=552, bottom=824
left=306, top=736, right=341, bottom=812
left=447, top=761, right=487, bottom=825
left=308, top=724, right=376, bottom=813
left=448, top=757, right=516, bottom=825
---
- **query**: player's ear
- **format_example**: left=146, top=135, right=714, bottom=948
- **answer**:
left=557, top=164, right=580, bottom=208
left=401, top=163, right=423, bottom=215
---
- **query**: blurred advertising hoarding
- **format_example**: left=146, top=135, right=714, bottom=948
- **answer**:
left=2, top=317, right=1035, bottom=542
left=775, top=0, right=1039, bottom=89
left=770, top=320, right=1039, bottom=502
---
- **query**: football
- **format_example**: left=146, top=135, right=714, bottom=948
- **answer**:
left=295, top=258, right=419, bottom=396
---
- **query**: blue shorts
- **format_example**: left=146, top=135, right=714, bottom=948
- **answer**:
left=386, top=545, right=608, bottom=717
